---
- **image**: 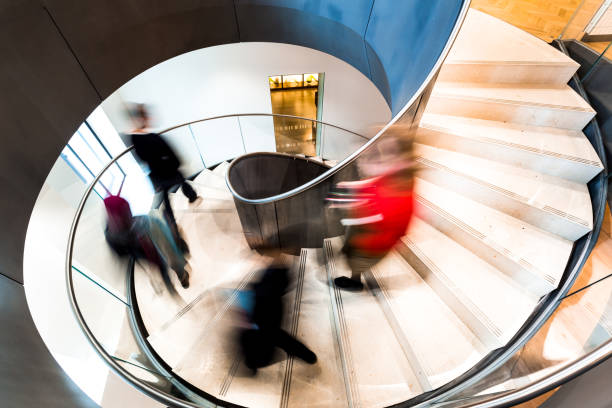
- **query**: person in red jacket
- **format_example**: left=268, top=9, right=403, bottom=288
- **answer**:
left=328, top=144, right=415, bottom=291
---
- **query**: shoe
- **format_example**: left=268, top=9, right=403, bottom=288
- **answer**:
left=302, top=350, right=317, bottom=364
left=179, top=238, right=190, bottom=255
left=179, top=271, right=190, bottom=289
left=334, top=276, right=363, bottom=291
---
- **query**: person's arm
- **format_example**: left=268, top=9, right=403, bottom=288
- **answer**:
left=340, top=213, right=383, bottom=226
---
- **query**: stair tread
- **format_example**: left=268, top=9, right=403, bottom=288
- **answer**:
left=212, top=160, right=231, bottom=177
left=404, top=217, right=538, bottom=342
left=415, top=177, right=573, bottom=289
left=169, top=183, right=232, bottom=209
left=325, top=237, right=421, bottom=406
left=414, top=143, right=593, bottom=230
left=285, top=248, right=351, bottom=407
left=447, top=9, right=579, bottom=66
left=432, top=82, right=594, bottom=113
left=193, top=168, right=228, bottom=190
left=146, top=254, right=269, bottom=366
left=419, top=113, right=603, bottom=171
left=372, top=251, right=487, bottom=388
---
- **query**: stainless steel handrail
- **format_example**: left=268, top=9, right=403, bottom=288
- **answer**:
left=65, top=148, right=201, bottom=408
left=62, top=113, right=384, bottom=408
left=159, top=112, right=369, bottom=140
left=220, top=3, right=473, bottom=205
left=459, top=339, right=612, bottom=408
left=65, top=116, right=611, bottom=408
left=63, top=2, right=506, bottom=406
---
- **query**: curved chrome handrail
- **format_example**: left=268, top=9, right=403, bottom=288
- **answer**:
left=65, top=148, right=202, bottom=408
left=63, top=2, right=499, bottom=406
left=159, top=112, right=369, bottom=140
left=220, top=3, right=473, bottom=205
left=461, top=339, right=612, bottom=408
left=65, top=115, right=611, bottom=408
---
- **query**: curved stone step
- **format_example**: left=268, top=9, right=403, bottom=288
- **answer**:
left=371, top=251, right=488, bottom=389
left=418, top=113, right=603, bottom=183
left=414, top=143, right=593, bottom=241
left=212, top=160, right=231, bottom=177
left=193, top=168, right=229, bottom=191
left=398, top=217, right=538, bottom=347
left=324, top=237, right=422, bottom=406
left=440, top=9, right=579, bottom=85
left=414, top=178, right=573, bottom=298
left=428, top=82, right=596, bottom=130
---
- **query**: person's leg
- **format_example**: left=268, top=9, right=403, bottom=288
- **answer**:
left=161, top=188, right=179, bottom=237
left=335, top=252, right=380, bottom=291
left=348, top=254, right=379, bottom=281
left=148, top=216, right=190, bottom=289
left=274, top=330, right=317, bottom=364
left=180, top=179, right=198, bottom=203
left=161, top=188, right=189, bottom=254
left=241, top=329, right=275, bottom=372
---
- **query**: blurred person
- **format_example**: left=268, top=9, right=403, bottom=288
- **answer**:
left=238, top=254, right=317, bottom=373
left=104, top=192, right=190, bottom=294
left=128, top=103, right=199, bottom=252
left=327, top=134, right=415, bottom=291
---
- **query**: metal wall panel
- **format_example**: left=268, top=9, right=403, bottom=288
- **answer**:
left=0, top=274, right=98, bottom=408
left=235, top=3, right=372, bottom=83
left=0, top=0, right=101, bottom=283
left=41, top=0, right=240, bottom=98
left=365, top=0, right=463, bottom=114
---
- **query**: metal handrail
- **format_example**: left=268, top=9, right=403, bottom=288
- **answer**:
left=65, top=114, right=610, bottom=408
left=66, top=2, right=581, bottom=406
left=219, top=2, right=474, bottom=205
left=159, top=112, right=369, bottom=140
left=65, top=148, right=201, bottom=408
left=459, top=339, right=612, bottom=408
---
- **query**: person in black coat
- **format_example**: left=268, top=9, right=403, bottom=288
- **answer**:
left=128, top=104, right=199, bottom=251
left=239, top=258, right=317, bottom=373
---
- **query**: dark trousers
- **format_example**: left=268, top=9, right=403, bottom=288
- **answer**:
left=160, top=182, right=197, bottom=240
left=240, top=328, right=314, bottom=369
left=154, top=172, right=197, bottom=245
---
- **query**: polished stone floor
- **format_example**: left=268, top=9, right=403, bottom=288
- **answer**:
left=270, top=88, right=318, bottom=156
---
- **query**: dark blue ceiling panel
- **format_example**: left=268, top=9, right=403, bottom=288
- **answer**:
left=236, top=3, right=372, bottom=82
left=365, top=0, right=463, bottom=115
left=236, top=0, right=375, bottom=35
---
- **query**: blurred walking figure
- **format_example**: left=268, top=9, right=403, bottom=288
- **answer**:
left=128, top=103, right=199, bottom=252
left=238, top=255, right=317, bottom=373
left=104, top=191, right=190, bottom=294
left=327, top=134, right=415, bottom=291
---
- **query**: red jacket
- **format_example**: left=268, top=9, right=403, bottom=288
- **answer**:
left=342, top=174, right=413, bottom=255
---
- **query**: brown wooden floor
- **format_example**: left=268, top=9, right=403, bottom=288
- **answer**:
left=470, top=0, right=584, bottom=42
left=470, top=0, right=609, bottom=59
left=270, top=88, right=318, bottom=155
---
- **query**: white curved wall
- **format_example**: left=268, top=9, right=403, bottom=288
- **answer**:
left=23, top=42, right=389, bottom=406
left=102, top=42, right=391, bottom=174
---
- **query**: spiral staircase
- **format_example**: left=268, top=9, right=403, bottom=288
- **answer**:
left=95, top=9, right=610, bottom=408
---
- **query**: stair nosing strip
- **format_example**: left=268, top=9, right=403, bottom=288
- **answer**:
left=430, top=92, right=595, bottom=113
left=367, top=267, right=433, bottom=391
left=280, top=249, right=307, bottom=408
left=324, top=240, right=361, bottom=408
left=415, top=156, right=591, bottom=228
left=444, top=60, right=577, bottom=66
left=419, top=123, right=603, bottom=168
left=403, top=237, right=503, bottom=339
left=415, top=194, right=556, bottom=286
